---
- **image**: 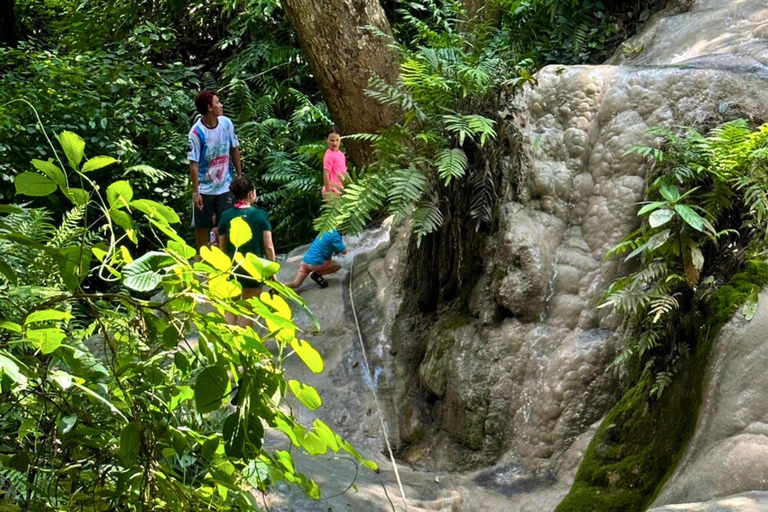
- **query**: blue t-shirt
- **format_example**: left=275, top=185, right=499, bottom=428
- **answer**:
left=304, top=230, right=346, bottom=265
left=187, top=116, right=239, bottom=196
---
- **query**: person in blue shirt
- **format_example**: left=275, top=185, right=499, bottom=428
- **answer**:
left=286, top=230, right=347, bottom=289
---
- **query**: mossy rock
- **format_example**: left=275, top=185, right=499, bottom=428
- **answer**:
left=557, top=261, right=768, bottom=511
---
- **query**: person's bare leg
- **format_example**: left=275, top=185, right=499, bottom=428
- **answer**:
left=316, top=259, right=341, bottom=276
left=286, top=268, right=311, bottom=289
left=237, top=287, right=261, bottom=327
left=195, top=228, right=210, bottom=249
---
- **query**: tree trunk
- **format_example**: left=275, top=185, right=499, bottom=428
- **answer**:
left=0, top=0, right=16, bottom=47
left=283, top=0, right=399, bottom=167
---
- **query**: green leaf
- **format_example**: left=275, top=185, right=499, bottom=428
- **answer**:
left=120, top=422, right=142, bottom=465
left=230, top=216, right=253, bottom=248
left=122, top=251, right=173, bottom=292
left=312, top=419, right=339, bottom=451
left=0, top=321, right=22, bottom=333
left=71, top=382, right=128, bottom=421
left=201, top=436, right=220, bottom=459
left=82, top=156, right=118, bottom=173
left=15, top=172, right=57, bottom=197
left=63, top=187, right=90, bottom=206
left=110, top=209, right=135, bottom=234
left=0, top=350, right=27, bottom=386
left=637, top=201, right=667, bottom=216
left=297, top=430, right=327, bottom=456
left=25, top=310, right=73, bottom=325
left=288, top=380, right=322, bottom=410
left=107, top=181, right=133, bottom=208
left=222, top=413, right=264, bottom=459
left=648, top=209, right=674, bottom=228
left=194, top=365, right=230, bottom=414
left=167, top=240, right=196, bottom=260
left=362, top=460, right=379, bottom=471
left=27, top=328, right=66, bottom=354
left=59, top=131, right=85, bottom=170
left=32, top=159, right=66, bottom=187
left=743, top=288, right=760, bottom=321
left=290, top=339, right=324, bottom=373
left=0, top=259, right=18, bottom=285
left=201, top=245, right=231, bottom=271
left=129, top=199, right=180, bottom=224
left=674, top=204, right=705, bottom=232
left=659, top=183, right=681, bottom=202
left=0, top=205, right=23, bottom=214
left=208, top=275, right=241, bottom=299
left=436, top=148, right=468, bottom=185
left=59, top=414, right=77, bottom=436
left=57, top=245, right=92, bottom=291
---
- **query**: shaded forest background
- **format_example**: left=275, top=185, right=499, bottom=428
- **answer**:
left=1, top=0, right=660, bottom=251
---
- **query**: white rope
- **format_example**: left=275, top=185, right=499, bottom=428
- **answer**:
left=348, top=258, right=409, bottom=512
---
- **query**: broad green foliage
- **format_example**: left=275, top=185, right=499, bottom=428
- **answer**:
left=603, top=120, right=768, bottom=396
left=315, top=2, right=535, bottom=243
left=497, top=0, right=640, bottom=65
left=0, top=134, right=375, bottom=510
left=0, top=44, right=195, bottom=220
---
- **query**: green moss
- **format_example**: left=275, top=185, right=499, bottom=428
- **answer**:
left=557, top=260, right=768, bottom=512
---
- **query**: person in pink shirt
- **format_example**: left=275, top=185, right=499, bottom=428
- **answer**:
left=322, top=125, right=348, bottom=200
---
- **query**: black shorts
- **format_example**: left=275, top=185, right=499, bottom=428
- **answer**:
left=235, top=274, right=263, bottom=290
left=192, top=192, right=233, bottom=229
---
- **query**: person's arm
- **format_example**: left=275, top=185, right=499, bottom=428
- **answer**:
left=218, top=234, right=228, bottom=252
left=263, top=231, right=276, bottom=262
left=229, top=119, right=242, bottom=179
left=231, top=146, right=242, bottom=179
left=190, top=161, right=203, bottom=210
left=332, top=233, right=347, bottom=255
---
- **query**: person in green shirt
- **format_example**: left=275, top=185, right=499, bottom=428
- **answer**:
left=217, top=177, right=275, bottom=326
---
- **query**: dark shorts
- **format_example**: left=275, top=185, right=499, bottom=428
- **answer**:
left=192, top=192, right=233, bottom=229
left=235, top=274, right=263, bottom=290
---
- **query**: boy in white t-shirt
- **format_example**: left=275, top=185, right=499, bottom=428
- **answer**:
left=188, top=89, right=242, bottom=249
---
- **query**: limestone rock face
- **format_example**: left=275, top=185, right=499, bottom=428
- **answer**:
left=353, top=0, right=768, bottom=501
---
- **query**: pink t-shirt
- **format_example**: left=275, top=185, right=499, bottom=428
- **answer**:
left=323, top=148, right=347, bottom=194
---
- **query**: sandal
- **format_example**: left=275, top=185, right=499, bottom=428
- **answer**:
left=309, top=272, right=329, bottom=288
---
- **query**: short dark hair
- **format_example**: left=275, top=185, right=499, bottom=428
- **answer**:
left=194, top=89, right=217, bottom=116
left=326, top=125, right=341, bottom=138
left=230, top=177, right=256, bottom=201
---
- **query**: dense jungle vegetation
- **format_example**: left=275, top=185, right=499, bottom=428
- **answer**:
left=0, top=0, right=671, bottom=509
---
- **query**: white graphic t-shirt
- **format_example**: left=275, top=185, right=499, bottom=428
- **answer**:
left=187, top=116, right=239, bottom=196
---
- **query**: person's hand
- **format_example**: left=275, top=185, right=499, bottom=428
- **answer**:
left=193, top=193, right=203, bottom=211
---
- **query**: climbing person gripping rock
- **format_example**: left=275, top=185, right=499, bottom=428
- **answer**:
left=286, top=229, right=347, bottom=289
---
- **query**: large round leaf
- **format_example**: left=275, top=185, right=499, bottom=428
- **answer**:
left=230, top=216, right=253, bottom=248
left=194, top=365, right=230, bottom=414
left=122, top=251, right=173, bottom=292
left=290, top=339, right=324, bottom=373
left=120, top=422, right=142, bottom=465
left=222, top=412, right=264, bottom=459
left=15, top=172, right=57, bottom=197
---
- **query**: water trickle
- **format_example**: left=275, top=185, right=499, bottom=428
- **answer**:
left=540, top=247, right=562, bottom=323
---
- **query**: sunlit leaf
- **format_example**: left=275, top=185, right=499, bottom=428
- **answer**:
left=59, top=131, right=85, bottom=169
left=82, top=155, right=118, bottom=173
left=230, top=216, right=253, bottom=247
left=288, top=380, right=322, bottom=410
left=290, top=339, right=324, bottom=373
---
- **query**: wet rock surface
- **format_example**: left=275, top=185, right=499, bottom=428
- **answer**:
left=651, top=289, right=768, bottom=507
left=270, top=1, right=768, bottom=509
left=350, top=0, right=768, bottom=508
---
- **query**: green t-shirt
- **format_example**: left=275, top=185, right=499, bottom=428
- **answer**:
left=217, top=206, right=272, bottom=258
